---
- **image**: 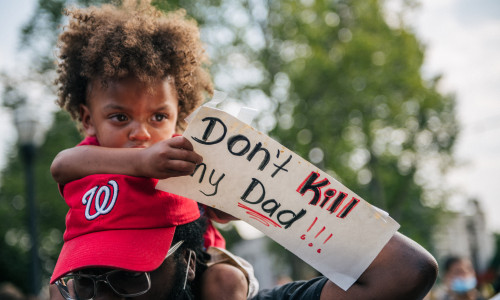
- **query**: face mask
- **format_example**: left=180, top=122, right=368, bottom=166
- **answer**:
left=450, top=276, right=477, bottom=293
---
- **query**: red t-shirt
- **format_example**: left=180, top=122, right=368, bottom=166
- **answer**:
left=76, top=136, right=226, bottom=249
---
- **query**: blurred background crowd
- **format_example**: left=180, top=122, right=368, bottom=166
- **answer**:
left=1, top=0, right=499, bottom=299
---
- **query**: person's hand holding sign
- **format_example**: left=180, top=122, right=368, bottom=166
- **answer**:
left=136, top=136, right=203, bottom=179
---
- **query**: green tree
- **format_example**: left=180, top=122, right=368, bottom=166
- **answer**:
left=264, top=0, right=457, bottom=249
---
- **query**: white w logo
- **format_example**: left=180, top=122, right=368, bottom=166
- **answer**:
left=82, top=180, right=119, bottom=220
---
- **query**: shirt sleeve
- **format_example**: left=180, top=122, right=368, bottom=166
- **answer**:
left=203, top=219, right=226, bottom=249
left=207, top=247, right=259, bottom=298
left=78, top=136, right=100, bottom=146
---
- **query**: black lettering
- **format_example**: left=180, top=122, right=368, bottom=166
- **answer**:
left=337, top=198, right=360, bottom=218
left=191, top=163, right=207, bottom=183
left=227, top=135, right=251, bottom=156
left=271, top=154, right=292, bottom=178
left=200, top=169, right=225, bottom=197
left=298, top=172, right=330, bottom=205
left=247, top=142, right=271, bottom=171
left=320, top=189, right=336, bottom=208
left=328, top=192, right=348, bottom=214
left=261, top=199, right=281, bottom=217
left=277, top=209, right=307, bottom=229
left=240, top=178, right=265, bottom=204
left=192, top=117, right=227, bottom=145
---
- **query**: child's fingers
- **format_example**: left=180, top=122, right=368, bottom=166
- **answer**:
left=163, top=159, right=200, bottom=175
left=165, top=147, right=203, bottom=164
left=167, top=135, right=194, bottom=151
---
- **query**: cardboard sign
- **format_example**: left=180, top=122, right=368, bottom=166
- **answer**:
left=156, top=106, right=400, bottom=290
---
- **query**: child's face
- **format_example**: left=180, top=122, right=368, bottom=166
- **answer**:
left=81, top=77, right=179, bottom=148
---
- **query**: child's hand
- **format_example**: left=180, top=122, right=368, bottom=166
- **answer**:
left=138, top=136, right=203, bottom=179
left=205, top=206, right=239, bottom=223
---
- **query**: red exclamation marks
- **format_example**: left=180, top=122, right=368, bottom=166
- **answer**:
left=320, top=234, right=333, bottom=253
left=307, top=217, right=318, bottom=231
left=300, top=217, right=333, bottom=254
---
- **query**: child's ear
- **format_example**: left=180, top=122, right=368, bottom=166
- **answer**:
left=80, top=104, right=96, bottom=136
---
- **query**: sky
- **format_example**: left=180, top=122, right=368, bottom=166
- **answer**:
left=409, top=0, right=500, bottom=232
left=0, top=0, right=499, bottom=234
left=0, top=0, right=39, bottom=165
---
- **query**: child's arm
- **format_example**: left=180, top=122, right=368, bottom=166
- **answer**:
left=51, top=136, right=203, bottom=184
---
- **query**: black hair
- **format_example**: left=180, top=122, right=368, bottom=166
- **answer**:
left=443, top=256, right=463, bottom=274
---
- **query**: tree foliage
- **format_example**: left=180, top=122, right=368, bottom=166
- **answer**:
left=265, top=0, right=458, bottom=248
left=0, top=0, right=457, bottom=292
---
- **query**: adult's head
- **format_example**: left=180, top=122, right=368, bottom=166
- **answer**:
left=51, top=174, right=208, bottom=299
left=443, top=256, right=478, bottom=295
left=54, top=220, right=208, bottom=300
left=56, top=0, right=213, bottom=133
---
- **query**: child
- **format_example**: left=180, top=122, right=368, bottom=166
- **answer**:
left=50, top=1, right=257, bottom=299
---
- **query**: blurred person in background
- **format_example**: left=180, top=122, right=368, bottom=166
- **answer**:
left=435, top=256, right=486, bottom=300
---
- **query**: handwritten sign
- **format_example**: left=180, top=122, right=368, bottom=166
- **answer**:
left=156, top=106, right=399, bottom=290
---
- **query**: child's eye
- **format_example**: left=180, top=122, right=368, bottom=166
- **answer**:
left=152, top=114, right=168, bottom=122
left=110, top=114, right=128, bottom=122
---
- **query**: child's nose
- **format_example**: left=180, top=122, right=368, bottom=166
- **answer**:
left=129, top=122, right=151, bottom=141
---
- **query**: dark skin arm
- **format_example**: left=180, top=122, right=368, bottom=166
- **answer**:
left=320, top=232, right=438, bottom=300
left=51, top=136, right=203, bottom=184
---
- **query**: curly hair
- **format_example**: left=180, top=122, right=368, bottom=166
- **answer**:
left=56, top=0, right=213, bottom=132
